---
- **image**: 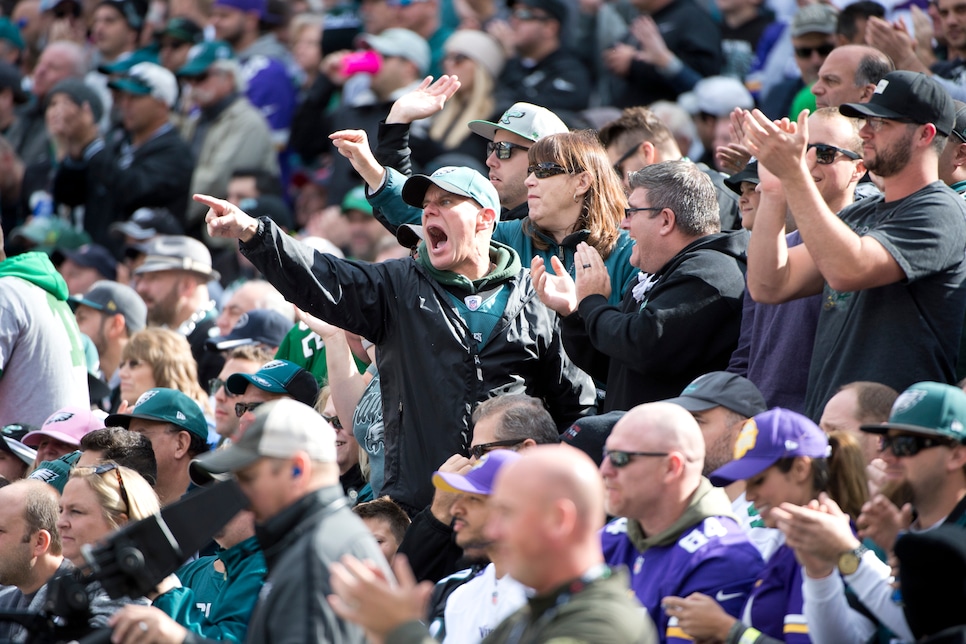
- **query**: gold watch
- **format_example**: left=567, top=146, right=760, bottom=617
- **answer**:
left=837, top=544, right=869, bottom=575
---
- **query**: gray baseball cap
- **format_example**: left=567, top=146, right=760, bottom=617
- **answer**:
left=133, top=235, right=221, bottom=282
left=468, top=102, right=568, bottom=142
left=70, top=280, right=148, bottom=333
left=665, top=371, right=768, bottom=419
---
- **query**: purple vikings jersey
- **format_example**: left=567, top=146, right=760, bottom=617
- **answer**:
left=601, top=516, right=764, bottom=643
left=241, top=55, right=296, bottom=140
left=744, top=544, right=809, bottom=642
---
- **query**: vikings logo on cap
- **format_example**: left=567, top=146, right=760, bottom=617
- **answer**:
left=733, top=419, right=758, bottom=460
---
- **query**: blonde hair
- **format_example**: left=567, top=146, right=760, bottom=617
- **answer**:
left=121, top=328, right=210, bottom=413
left=70, top=463, right=160, bottom=531
left=430, top=62, right=495, bottom=150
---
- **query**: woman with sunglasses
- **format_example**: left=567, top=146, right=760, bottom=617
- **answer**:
left=57, top=462, right=163, bottom=622
left=662, top=408, right=874, bottom=644
left=332, top=118, right=636, bottom=305
left=118, top=328, right=210, bottom=417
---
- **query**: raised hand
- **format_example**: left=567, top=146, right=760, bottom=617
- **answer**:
left=195, top=194, right=260, bottom=242
left=532, top=255, right=578, bottom=316
left=386, top=75, right=462, bottom=125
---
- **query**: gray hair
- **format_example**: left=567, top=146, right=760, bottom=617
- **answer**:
left=211, top=59, right=247, bottom=94
left=628, top=160, right=720, bottom=236
left=472, top=394, right=560, bottom=445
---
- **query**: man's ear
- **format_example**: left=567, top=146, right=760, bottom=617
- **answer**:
left=477, top=207, right=498, bottom=232
left=954, top=142, right=966, bottom=169
left=858, top=83, right=877, bottom=103
left=658, top=207, right=676, bottom=237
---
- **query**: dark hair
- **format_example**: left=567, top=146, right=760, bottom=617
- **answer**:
left=230, top=168, right=283, bottom=197
left=353, top=495, right=411, bottom=545
left=836, top=1, right=886, bottom=40
left=80, top=427, right=159, bottom=486
left=227, top=344, right=277, bottom=364
left=628, top=160, right=720, bottom=236
left=186, top=429, right=210, bottom=458
left=774, top=430, right=868, bottom=520
left=472, top=394, right=560, bottom=445
left=841, top=381, right=898, bottom=425
left=854, top=49, right=894, bottom=87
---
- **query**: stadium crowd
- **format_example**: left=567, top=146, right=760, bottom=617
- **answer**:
left=1, top=0, right=966, bottom=640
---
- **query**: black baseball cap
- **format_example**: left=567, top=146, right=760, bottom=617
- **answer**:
left=724, top=161, right=760, bottom=196
left=664, top=371, right=768, bottom=419
left=840, top=71, right=954, bottom=136
left=206, top=309, right=293, bottom=351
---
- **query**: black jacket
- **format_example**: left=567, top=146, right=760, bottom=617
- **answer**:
left=495, top=47, right=592, bottom=121
left=52, top=126, right=194, bottom=247
left=241, top=219, right=595, bottom=510
left=562, top=230, right=748, bottom=412
left=246, top=485, right=389, bottom=643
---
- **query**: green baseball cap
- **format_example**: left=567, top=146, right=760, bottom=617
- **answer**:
left=341, top=185, right=373, bottom=216
left=861, top=381, right=966, bottom=442
left=98, top=46, right=160, bottom=75
left=9, top=217, right=91, bottom=254
left=28, top=450, right=82, bottom=494
left=226, top=359, right=319, bottom=407
left=177, top=40, right=234, bottom=78
left=106, top=387, right=209, bottom=441
left=0, top=18, right=24, bottom=51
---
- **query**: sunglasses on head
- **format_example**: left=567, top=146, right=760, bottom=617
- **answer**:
left=527, top=162, right=570, bottom=179
left=808, top=143, right=860, bottom=165
left=486, top=140, right=530, bottom=160
left=468, top=438, right=523, bottom=459
left=92, top=462, right=130, bottom=514
left=235, top=401, right=263, bottom=418
left=879, top=433, right=956, bottom=457
left=602, top=448, right=669, bottom=468
left=794, top=44, right=835, bottom=58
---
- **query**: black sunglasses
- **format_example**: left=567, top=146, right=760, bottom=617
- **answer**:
left=808, top=143, right=860, bottom=165
left=93, top=462, right=130, bottom=514
left=469, top=438, right=523, bottom=459
left=235, top=401, right=264, bottom=418
left=527, top=162, right=570, bottom=179
left=613, top=141, right=640, bottom=177
left=323, top=414, right=343, bottom=430
left=794, top=44, right=835, bottom=58
left=602, top=448, right=670, bottom=468
left=511, top=8, right=552, bottom=21
left=208, top=377, right=237, bottom=398
left=879, top=434, right=955, bottom=458
left=444, top=52, right=471, bottom=65
left=486, top=140, right=530, bottom=160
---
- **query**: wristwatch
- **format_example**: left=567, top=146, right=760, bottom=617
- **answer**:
left=837, top=544, right=870, bottom=575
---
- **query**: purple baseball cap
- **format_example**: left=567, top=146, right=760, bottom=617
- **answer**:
left=709, top=407, right=831, bottom=487
left=432, top=449, right=521, bottom=495
left=213, top=0, right=264, bottom=14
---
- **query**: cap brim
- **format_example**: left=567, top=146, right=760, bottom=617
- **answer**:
left=107, top=78, right=151, bottom=96
left=176, top=60, right=210, bottom=77
left=22, top=429, right=81, bottom=448
left=839, top=101, right=908, bottom=121
left=708, top=455, right=778, bottom=486
left=68, top=295, right=104, bottom=312
left=192, top=444, right=261, bottom=474
left=396, top=224, right=423, bottom=249
left=401, top=175, right=477, bottom=209
left=189, top=458, right=232, bottom=486
left=205, top=336, right=255, bottom=351
left=134, top=258, right=221, bottom=282
left=2, top=438, right=37, bottom=466
left=104, top=410, right=168, bottom=428
left=432, top=471, right=489, bottom=495
left=664, top=395, right=717, bottom=413
left=859, top=422, right=948, bottom=436
left=110, top=221, right=155, bottom=240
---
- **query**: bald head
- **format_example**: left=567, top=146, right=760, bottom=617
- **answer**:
left=812, top=44, right=894, bottom=108
left=617, top=402, right=705, bottom=463
left=487, top=445, right=606, bottom=593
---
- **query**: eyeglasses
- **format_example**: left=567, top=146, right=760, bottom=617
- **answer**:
left=185, top=71, right=211, bottom=83
left=807, top=143, right=861, bottom=165
left=602, top=448, right=670, bottom=468
left=486, top=140, right=530, bottom=160
left=613, top=141, right=641, bottom=177
left=864, top=116, right=916, bottom=132
left=624, top=206, right=664, bottom=219
left=119, top=359, right=142, bottom=369
left=794, top=44, right=835, bottom=58
left=879, top=434, right=956, bottom=457
left=469, top=438, right=524, bottom=459
left=234, top=401, right=264, bottom=417
left=323, top=414, right=343, bottom=430
left=527, top=162, right=570, bottom=179
left=92, top=462, right=130, bottom=514
left=443, top=52, right=471, bottom=65
left=511, top=8, right=552, bottom=21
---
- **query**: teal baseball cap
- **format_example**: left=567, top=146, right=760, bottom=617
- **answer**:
left=860, top=381, right=966, bottom=442
left=402, top=166, right=501, bottom=218
left=28, top=450, right=82, bottom=494
left=106, top=387, right=209, bottom=441
left=98, top=46, right=160, bottom=75
left=0, top=17, right=24, bottom=51
left=341, top=185, right=373, bottom=216
left=177, top=40, right=234, bottom=77
left=226, top=359, right=320, bottom=407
